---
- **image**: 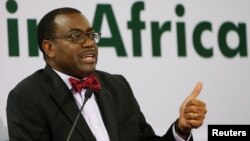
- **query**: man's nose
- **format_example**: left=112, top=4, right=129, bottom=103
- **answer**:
left=81, top=37, right=95, bottom=48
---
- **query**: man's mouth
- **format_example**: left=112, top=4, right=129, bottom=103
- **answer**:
left=80, top=53, right=96, bottom=64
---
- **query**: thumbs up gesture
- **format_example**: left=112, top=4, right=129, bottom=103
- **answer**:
left=177, top=82, right=207, bottom=134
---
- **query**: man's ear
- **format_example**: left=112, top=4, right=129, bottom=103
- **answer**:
left=42, top=40, right=55, bottom=57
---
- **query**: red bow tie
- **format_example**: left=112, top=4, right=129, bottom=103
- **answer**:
left=68, top=75, right=101, bottom=93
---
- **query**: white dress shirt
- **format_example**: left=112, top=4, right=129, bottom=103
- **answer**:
left=54, top=70, right=110, bottom=141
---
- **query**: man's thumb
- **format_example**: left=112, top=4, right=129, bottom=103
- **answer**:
left=187, top=81, right=203, bottom=100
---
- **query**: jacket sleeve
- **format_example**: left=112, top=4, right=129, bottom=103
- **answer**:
left=117, top=75, right=191, bottom=141
left=6, top=88, right=51, bottom=141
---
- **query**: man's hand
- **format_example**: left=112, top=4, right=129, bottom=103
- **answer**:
left=178, top=82, right=207, bottom=133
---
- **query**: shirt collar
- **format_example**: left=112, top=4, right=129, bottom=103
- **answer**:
left=52, top=69, right=78, bottom=90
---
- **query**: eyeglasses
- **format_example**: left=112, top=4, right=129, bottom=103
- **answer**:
left=49, top=31, right=101, bottom=44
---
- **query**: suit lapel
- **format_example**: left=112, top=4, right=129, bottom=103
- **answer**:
left=44, top=65, right=96, bottom=141
left=95, top=80, right=119, bottom=141
left=60, top=92, right=96, bottom=141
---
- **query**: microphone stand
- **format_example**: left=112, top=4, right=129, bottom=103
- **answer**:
left=66, top=89, right=93, bottom=141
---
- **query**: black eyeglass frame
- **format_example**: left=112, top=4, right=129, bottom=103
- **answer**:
left=48, top=32, right=101, bottom=44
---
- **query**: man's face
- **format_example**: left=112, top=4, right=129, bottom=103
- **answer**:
left=47, top=13, right=98, bottom=78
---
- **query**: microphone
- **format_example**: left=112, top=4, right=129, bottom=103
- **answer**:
left=66, top=88, right=93, bottom=141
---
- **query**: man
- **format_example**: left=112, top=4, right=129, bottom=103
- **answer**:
left=6, top=7, right=207, bottom=141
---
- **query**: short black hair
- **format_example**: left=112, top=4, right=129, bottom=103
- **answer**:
left=37, top=7, right=81, bottom=54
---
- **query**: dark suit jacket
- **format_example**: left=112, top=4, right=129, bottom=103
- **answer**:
left=7, top=65, right=193, bottom=141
